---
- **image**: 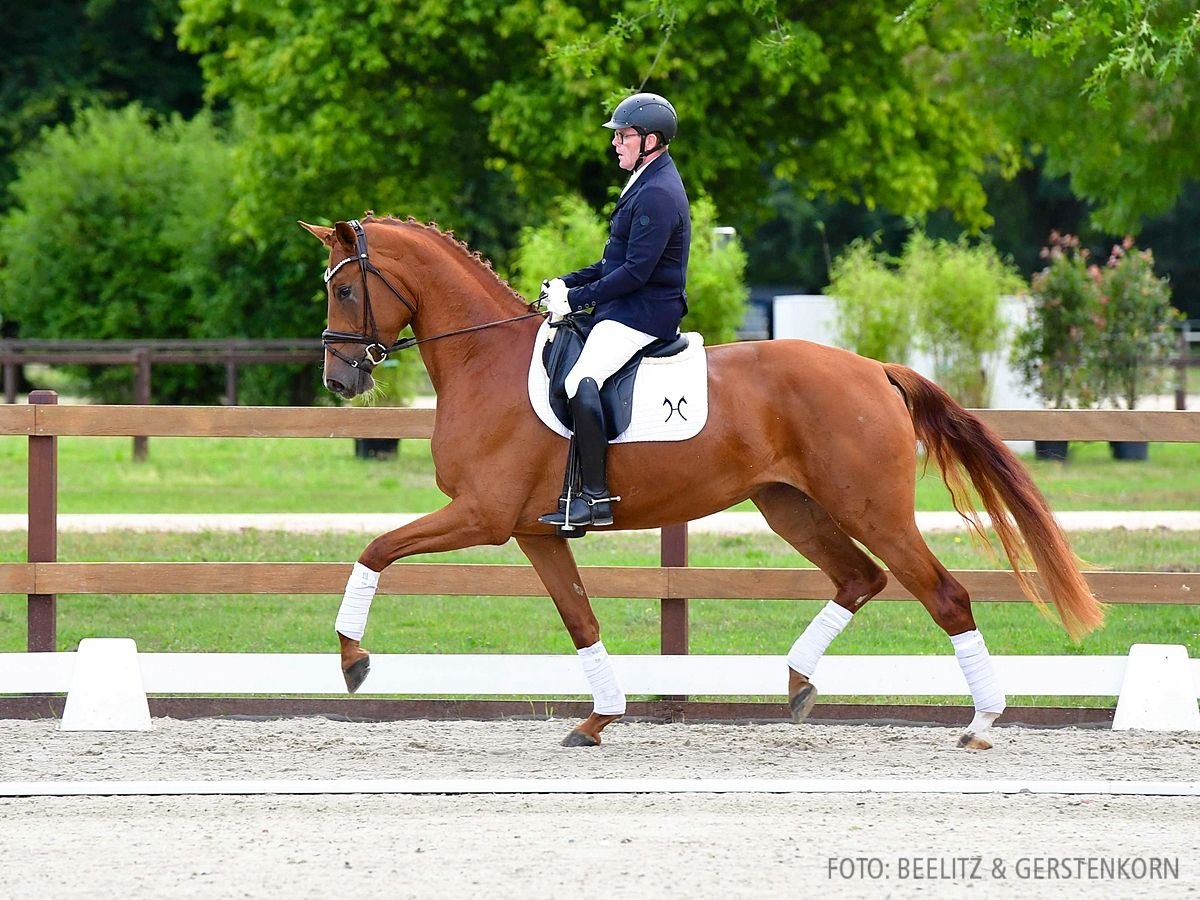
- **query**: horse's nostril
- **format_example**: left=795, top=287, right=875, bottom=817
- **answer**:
left=325, top=378, right=347, bottom=396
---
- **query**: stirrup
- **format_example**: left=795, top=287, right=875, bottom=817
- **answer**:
left=538, top=493, right=620, bottom=530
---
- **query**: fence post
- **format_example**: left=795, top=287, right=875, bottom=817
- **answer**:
left=133, top=348, right=151, bottom=461
left=1176, top=330, right=1188, bottom=411
left=224, top=350, right=238, bottom=407
left=660, top=523, right=689, bottom=655
left=27, top=390, right=58, bottom=652
left=3, top=360, right=16, bottom=404
left=660, top=522, right=689, bottom=702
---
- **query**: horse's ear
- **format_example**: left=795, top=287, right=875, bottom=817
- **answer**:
left=332, top=220, right=358, bottom=250
left=298, top=221, right=334, bottom=246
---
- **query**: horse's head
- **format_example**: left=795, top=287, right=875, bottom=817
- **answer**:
left=300, top=219, right=416, bottom=399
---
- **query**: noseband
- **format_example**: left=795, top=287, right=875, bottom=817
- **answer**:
left=320, top=219, right=543, bottom=371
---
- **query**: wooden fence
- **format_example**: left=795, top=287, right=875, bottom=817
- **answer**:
left=1, top=339, right=322, bottom=460
left=2, top=393, right=1199, bottom=722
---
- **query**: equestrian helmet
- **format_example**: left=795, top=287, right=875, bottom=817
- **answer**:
left=603, top=93, right=677, bottom=143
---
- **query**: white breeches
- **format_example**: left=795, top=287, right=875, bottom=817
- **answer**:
left=565, top=319, right=657, bottom=398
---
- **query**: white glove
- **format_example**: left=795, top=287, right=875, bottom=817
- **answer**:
left=539, top=278, right=571, bottom=322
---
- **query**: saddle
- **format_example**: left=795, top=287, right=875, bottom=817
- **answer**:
left=542, top=313, right=689, bottom=440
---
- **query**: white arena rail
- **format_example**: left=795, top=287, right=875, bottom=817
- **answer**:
left=2, top=641, right=1197, bottom=731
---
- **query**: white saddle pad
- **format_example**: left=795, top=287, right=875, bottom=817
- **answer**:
left=526, top=318, right=708, bottom=443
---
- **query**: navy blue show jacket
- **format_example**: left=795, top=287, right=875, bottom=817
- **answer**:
left=562, top=152, right=691, bottom=340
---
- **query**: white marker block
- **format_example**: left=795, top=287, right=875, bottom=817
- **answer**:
left=1112, top=644, right=1200, bottom=731
left=59, top=638, right=153, bottom=732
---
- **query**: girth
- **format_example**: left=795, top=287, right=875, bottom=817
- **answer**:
left=542, top=313, right=689, bottom=440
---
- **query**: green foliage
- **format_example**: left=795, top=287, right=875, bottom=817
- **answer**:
left=960, top=0, right=1200, bottom=98
left=827, top=231, right=1022, bottom=405
left=683, top=196, right=749, bottom=344
left=1093, top=240, right=1183, bottom=409
left=509, top=193, right=748, bottom=344
left=509, top=195, right=609, bottom=302
left=942, top=16, right=1200, bottom=234
left=1011, top=234, right=1103, bottom=409
left=0, top=1, right=204, bottom=207
left=902, top=232, right=1024, bottom=407
left=175, top=0, right=1010, bottom=297
left=1013, top=235, right=1182, bottom=410
left=825, top=238, right=912, bottom=364
left=0, top=105, right=243, bottom=403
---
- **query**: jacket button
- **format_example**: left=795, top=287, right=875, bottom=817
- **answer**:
left=601, top=258, right=606, bottom=264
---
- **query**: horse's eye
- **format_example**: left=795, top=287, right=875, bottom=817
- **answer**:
left=336, top=284, right=353, bottom=301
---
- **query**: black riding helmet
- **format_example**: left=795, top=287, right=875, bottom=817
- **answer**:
left=603, top=92, right=678, bottom=143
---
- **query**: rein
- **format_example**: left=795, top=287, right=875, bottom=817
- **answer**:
left=321, top=219, right=544, bottom=370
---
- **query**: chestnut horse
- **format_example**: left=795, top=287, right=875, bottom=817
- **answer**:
left=301, top=215, right=1103, bottom=750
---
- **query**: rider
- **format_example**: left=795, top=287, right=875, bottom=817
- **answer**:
left=539, top=92, right=691, bottom=529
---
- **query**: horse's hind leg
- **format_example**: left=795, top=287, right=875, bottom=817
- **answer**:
left=851, top=522, right=1006, bottom=750
left=516, top=533, right=624, bottom=747
left=751, top=485, right=888, bottom=723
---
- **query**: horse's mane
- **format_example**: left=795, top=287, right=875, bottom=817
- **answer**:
left=361, top=213, right=529, bottom=306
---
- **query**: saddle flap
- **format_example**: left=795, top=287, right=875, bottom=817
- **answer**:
left=541, top=314, right=687, bottom=440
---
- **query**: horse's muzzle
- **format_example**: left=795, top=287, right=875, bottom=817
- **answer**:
left=324, top=376, right=356, bottom=400
left=324, top=364, right=374, bottom=400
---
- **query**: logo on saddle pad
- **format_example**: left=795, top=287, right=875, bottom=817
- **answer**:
left=527, top=317, right=708, bottom=443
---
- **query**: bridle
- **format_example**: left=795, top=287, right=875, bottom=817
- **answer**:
left=320, top=219, right=544, bottom=371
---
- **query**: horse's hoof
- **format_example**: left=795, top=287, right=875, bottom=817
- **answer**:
left=957, top=732, right=993, bottom=751
left=342, top=656, right=370, bottom=693
left=561, top=729, right=600, bottom=747
left=788, top=682, right=819, bottom=723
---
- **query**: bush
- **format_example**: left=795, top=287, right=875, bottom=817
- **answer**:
left=826, top=231, right=1022, bottom=406
left=509, top=195, right=608, bottom=303
left=825, top=238, right=911, bottom=364
left=902, top=233, right=1024, bottom=408
left=1011, top=233, right=1102, bottom=409
left=684, top=197, right=750, bottom=344
left=508, top=193, right=748, bottom=344
left=0, top=105, right=244, bottom=404
left=1013, top=234, right=1182, bottom=411
left=1094, top=240, right=1182, bottom=409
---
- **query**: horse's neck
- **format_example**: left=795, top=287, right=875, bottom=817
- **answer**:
left=400, top=251, right=536, bottom=403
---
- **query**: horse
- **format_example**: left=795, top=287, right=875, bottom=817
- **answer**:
left=300, top=214, right=1104, bottom=750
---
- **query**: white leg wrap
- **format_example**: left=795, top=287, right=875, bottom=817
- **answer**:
left=578, top=640, right=626, bottom=715
left=951, top=629, right=1007, bottom=719
left=334, top=562, right=380, bottom=641
left=786, top=601, right=853, bottom=678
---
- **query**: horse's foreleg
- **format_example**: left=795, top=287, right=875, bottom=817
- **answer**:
left=516, top=533, right=624, bottom=747
left=751, top=485, right=888, bottom=723
left=335, top=503, right=507, bottom=692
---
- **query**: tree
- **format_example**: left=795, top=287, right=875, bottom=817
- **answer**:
left=955, top=0, right=1200, bottom=97
left=0, top=106, right=242, bottom=403
left=941, top=26, right=1200, bottom=234
left=0, top=0, right=203, bottom=207
left=176, top=0, right=1012, bottom=276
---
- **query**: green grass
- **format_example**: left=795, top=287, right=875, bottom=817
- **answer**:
left=2, top=529, right=1196, bottom=658
left=1, top=434, right=1199, bottom=514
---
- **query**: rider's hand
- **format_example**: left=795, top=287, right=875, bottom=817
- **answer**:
left=539, top=278, right=571, bottom=322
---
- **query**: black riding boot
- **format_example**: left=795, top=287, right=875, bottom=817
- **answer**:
left=539, top=378, right=616, bottom=528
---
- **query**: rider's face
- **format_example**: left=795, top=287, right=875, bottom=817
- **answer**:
left=612, top=128, right=657, bottom=171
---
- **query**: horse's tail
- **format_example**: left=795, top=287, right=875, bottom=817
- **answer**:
left=882, top=363, right=1104, bottom=641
